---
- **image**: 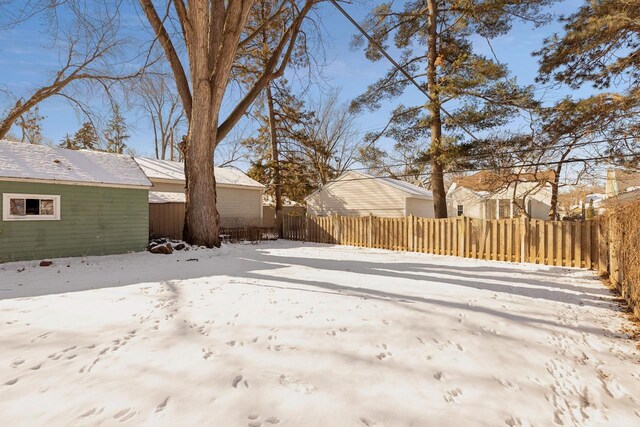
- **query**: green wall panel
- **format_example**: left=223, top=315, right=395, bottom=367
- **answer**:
left=0, top=181, right=149, bottom=262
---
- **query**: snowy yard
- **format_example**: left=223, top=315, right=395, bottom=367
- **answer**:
left=1, top=241, right=640, bottom=426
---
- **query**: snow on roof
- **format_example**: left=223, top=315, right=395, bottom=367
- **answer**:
left=377, top=176, right=433, bottom=198
left=344, top=171, right=432, bottom=198
left=149, top=191, right=186, bottom=204
left=262, top=194, right=300, bottom=207
left=0, top=140, right=151, bottom=188
left=134, top=157, right=264, bottom=189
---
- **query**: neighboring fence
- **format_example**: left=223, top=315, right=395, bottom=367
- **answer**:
left=150, top=202, right=185, bottom=240
left=607, top=200, right=640, bottom=319
left=150, top=203, right=276, bottom=241
left=283, top=214, right=603, bottom=270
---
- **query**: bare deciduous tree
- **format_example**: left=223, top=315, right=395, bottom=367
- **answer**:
left=139, top=0, right=317, bottom=247
left=0, top=1, right=151, bottom=139
left=301, top=91, right=360, bottom=185
left=134, top=72, right=186, bottom=160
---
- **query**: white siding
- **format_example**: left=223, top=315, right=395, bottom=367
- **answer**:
left=152, top=181, right=185, bottom=193
left=448, top=183, right=552, bottom=220
left=217, top=186, right=263, bottom=226
left=447, top=187, right=485, bottom=219
left=306, top=172, right=409, bottom=217
left=148, top=179, right=262, bottom=226
left=405, top=197, right=434, bottom=218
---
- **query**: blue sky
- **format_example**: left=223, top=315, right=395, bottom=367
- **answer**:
left=0, top=0, right=604, bottom=167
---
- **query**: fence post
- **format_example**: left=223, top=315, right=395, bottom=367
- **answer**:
left=609, top=214, right=622, bottom=289
left=520, top=215, right=529, bottom=262
left=334, top=214, right=341, bottom=245
left=459, top=216, right=466, bottom=257
left=407, top=215, right=414, bottom=252
left=367, top=214, right=373, bottom=248
left=598, top=216, right=608, bottom=275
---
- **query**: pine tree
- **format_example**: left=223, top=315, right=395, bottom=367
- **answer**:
left=536, top=0, right=640, bottom=168
left=59, top=133, right=74, bottom=149
left=69, top=122, right=99, bottom=150
left=536, top=0, right=639, bottom=91
left=350, top=0, right=549, bottom=217
left=235, top=0, right=316, bottom=230
left=586, top=199, right=596, bottom=220
left=104, top=105, right=129, bottom=154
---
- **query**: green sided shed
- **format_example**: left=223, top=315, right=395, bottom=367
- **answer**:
left=0, top=140, right=152, bottom=263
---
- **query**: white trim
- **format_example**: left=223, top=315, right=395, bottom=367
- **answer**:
left=0, top=176, right=150, bottom=190
left=2, top=193, right=61, bottom=221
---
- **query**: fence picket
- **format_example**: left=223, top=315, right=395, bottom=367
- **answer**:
left=283, top=214, right=599, bottom=270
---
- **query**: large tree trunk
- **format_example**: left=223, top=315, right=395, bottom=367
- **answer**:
left=182, top=4, right=221, bottom=248
left=548, top=165, right=561, bottom=220
left=548, top=149, right=570, bottom=220
left=266, top=84, right=283, bottom=234
left=426, top=0, right=447, bottom=218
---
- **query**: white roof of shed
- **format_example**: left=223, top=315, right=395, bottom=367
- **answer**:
left=149, top=191, right=186, bottom=203
left=134, top=157, right=264, bottom=189
left=0, top=140, right=151, bottom=188
left=306, top=171, right=433, bottom=201
left=376, top=175, right=433, bottom=198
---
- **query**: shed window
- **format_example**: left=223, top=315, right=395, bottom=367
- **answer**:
left=457, top=204, right=464, bottom=216
left=3, top=194, right=60, bottom=221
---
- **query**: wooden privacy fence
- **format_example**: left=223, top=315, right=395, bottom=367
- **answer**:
left=283, top=214, right=604, bottom=270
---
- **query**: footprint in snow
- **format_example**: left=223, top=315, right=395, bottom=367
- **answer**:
left=443, top=388, right=463, bottom=403
left=233, top=375, right=249, bottom=388
left=5, top=378, right=18, bottom=386
left=155, top=396, right=170, bottom=412
left=495, top=377, right=520, bottom=391
left=434, top=371, right=446, bottom=381
left=10, top=358, right=25, bottom=368
left=375, top=344, right=392, bottom=360
left=248, top=414, right=280, bottom=426
left=113, top=408, right=137, bottom=422
left=79, top=407, right=104, bottom=418
left=504, top=416, right=526, bottom=426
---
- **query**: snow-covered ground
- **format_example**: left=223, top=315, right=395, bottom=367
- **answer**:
left=1, top=241, right=639, bottom=426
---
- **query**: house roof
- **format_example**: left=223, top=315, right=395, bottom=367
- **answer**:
left=453, top=170, right=556, bottom=192
left=0, top=140, right=151, bottom=188
left=134, top=157, right=264, bottom=189
left=375, top=175, right=433, bottom=198
left=601, top=188, right=640, bottom=208
left=307, top=171, right=433, bottom=200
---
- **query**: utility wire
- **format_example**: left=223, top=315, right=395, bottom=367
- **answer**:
left=342, top=136, right=638, bottom=172
left=323, top=152, right=639, bottom=184
left=329, top=0, right=480, bottom=143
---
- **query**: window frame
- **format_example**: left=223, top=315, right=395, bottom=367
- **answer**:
left=457, top=204, right=464, bottom=216
left=2, top=193, right=61, bottom=221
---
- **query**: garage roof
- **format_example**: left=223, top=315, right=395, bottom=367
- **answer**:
left=0, top=140, right=151, bottom=188
left=134, top=157, right=264, bottom=189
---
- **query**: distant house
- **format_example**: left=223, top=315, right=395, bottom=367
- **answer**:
left=447, top=170, right=555, bottom=220
left=134, top=158, right=264, bottom=238
left=0, top=140, right=152, bottom=262
left=605, top=168, right=640, bottom=198
left=603, top=169, right=640, bottom=209
left=305, top=171, right=434, bottom=217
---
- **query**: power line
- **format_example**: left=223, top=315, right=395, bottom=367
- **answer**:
left=326, top=152, right=639, bottom=184
left=349, top=136, right=639, bottom=172
left=329, top=0, right=481, bottom=143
